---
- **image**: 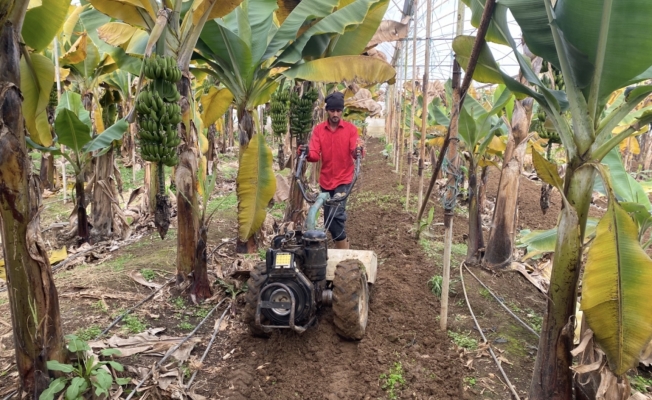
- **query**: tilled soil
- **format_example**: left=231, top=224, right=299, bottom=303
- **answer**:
left=201, top=139, right=466, bottom=399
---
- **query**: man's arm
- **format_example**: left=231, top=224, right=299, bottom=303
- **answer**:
left=305, top=128, right=321, bottom=162
left=349, top=126, right=364, bottom=159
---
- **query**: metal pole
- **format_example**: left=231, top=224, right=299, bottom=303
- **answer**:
left=406, top=0, right=418, bottom=211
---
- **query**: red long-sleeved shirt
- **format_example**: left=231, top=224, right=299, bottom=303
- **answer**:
left=306, top=120, right=359, bottom=190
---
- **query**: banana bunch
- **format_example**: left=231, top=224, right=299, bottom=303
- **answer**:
left=270, top=90, right=289, bottom=137
left=538, top=129, right=561, bottom=144
left=289, top=89, right=318, bottom=142
left=136, top=55, right=183, bottom=167
left=48, top=83, right=58, bottom=108
left=143, top=55, right=182, bottom=83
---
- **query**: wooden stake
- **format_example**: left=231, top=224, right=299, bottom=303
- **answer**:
left=406, top=7, right=418, bottom=211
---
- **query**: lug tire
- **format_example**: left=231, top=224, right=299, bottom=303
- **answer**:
left=332, top=259, right=369, bottom=340
left=244, top=262, right=272, bottom=338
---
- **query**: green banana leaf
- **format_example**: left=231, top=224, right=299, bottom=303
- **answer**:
left=517, top=219, right=599, bottom=260
left=555, top=0, right=652, bottom=101
left=237, top=133, right=276, bottom=240
left=581, top=197, right=652, bottom=375
left=20, top=53, right=54, bottom=147
left=597, top=149, right=652, bottom=211
left=56, top=92, right=91, bottom=127
left=22, top=0, right=69, bottom=52
left=83, top=119, right=129, bottom=153
left=80, top=8, right=143, bottom=76
left=55, top=109, right=92, bottom=156
left=276, top=0, right=381, bottom=65
left=329, top=0, right=390, bottom=56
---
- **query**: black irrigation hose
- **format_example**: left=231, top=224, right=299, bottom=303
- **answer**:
left=1, top=390, right=17, bottom=400
left=124, top=298, right=228, bottom=400
left=185, top=305, right=230, bottom=389
left=459, top=262, right=521, bottom=400
left=463, top=264, right=540, bottom=338
left=95, top=279, right=174, bottom=340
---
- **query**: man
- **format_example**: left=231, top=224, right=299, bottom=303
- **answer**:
left=298, top=92, right=363, bottom=249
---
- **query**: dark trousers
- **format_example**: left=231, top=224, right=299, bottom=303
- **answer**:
left=321, top=184, right=350, bottom=241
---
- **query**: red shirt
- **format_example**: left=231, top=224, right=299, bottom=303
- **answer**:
left=306, top=119, right=359, bottom=190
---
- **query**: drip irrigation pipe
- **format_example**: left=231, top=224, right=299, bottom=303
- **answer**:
left=463, top=265, right=540, bottom=338
left=96, top=279, right=174, bottom=339
left=185, top=306, right=230, bottom=389
left=124, top=298, right=228, bottom=400
left=2, top=390, right=17, bottom=400
left=459, top=261, right=521, bottom=400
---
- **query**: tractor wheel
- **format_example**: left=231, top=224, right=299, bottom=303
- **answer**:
left=244, top=262, right=271, bottom=338
left=332, top=259, right=369, bottom=340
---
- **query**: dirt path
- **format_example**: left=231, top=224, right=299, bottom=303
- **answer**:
left=203, top=138, right=466, bottom=399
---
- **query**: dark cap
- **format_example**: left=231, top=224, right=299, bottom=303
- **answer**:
left=325, top=92, right=344, bottom=110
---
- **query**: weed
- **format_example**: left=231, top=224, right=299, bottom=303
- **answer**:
left=181, top=365, right=191, bottom=379
left=269, top=201, right=286, bottom=219
left=91, top=300, right=108, bottom=313
left=193, top=307, right=210, bottom=318
left=140, top=268, right=156, bottom=282
left=178, top=322, right=194, bottom=331
left=42, top=335, right=130, bottom=400
left=448, top=331, right=478, bottom=351
left=0, top=297, right=8, bottom=306
left=122, top=314, right=147, bottom=334
left=526, top=308, right=543, bottom=332
left=427, top=275, right=458, bottom=298
left=215, top=278, right=247, bottom=300
left=75, top=325, right=102, bottom=341
left=508, top=301, right=523, bottom=313
left=632, top=375, right=652, bottom=393
left=379, top=362, right=406, bottom=400
left=464, top=376, right=477, bottom=387
left=171, top=297, right=186, bottom=310
left=105, top=254, right=133, bottom=272
left=479, top=288, right=491, bottom=299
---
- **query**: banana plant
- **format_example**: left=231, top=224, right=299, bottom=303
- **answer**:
left=27, top=92, right=128, bottom=243
left=195, top=0, right=396, bottom=250
left=84, top=0, right=242, bottom=289
left=454, top=0, right=652, bottom=398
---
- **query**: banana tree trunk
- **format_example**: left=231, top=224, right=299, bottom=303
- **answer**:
left=91, top=148, right=114, bottom=240
left=529, top=165, right=595, bottom=400
left=483, top=99, right=532, bottom=268
left=176, top=149, right=199, bottom=284
left=466, top=157, right=484, bottom=263
left=75, top=173, right=90, bottom=243
left=0, top=19, right=66, bottom=397
left=174, top=68, right=198, bottom=279
left=191, top=226, right=213, bottom=302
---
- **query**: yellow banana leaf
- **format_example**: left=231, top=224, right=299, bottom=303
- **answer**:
left=427, top=137, right=445, bottom=148
left=97, top=22, right=139, bottom=47
left=200, top=87, right=233, bottom=127
left=532, top=150, right=563, bottom=190
left=20, top=53, right=54, bottom=146
left=62, top=5, right=86, bottom=44
left=198, top=130, right=209, bottom=155
left=478, top=158, right=500, bottom=169
left=0, top=247, right=67, bottom=279
left=619, top=136, right=640, bottom=155
left=282, top=55, right=396, bottom=85
left=237, top=133, right=276, bottom=241
left=487, top=135, right=506, bottom=155
left=193, top=0, right=243, bottom=25
left=94, top=106, right=105, bottom=134
left=61, top=33, right=88, bottom=65
left=581, top=198, right=652, bottom=375
left=87, top=0, right=151, bottom=28
left=197, top=154, right=208, bottom=198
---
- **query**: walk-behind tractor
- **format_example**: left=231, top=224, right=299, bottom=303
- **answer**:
left=244, top=150, right=377, bottom=340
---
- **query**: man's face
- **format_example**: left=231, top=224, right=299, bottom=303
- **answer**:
left=327, top=108, right=343, bottom=125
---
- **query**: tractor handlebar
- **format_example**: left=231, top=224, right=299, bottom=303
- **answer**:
left=294, top=147, right=361, bottom=205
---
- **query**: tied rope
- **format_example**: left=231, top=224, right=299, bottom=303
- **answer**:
left=441, top=144, right=464, bottom=212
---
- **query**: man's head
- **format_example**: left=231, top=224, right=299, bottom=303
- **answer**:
left=325, top=92, right=344, bottom=126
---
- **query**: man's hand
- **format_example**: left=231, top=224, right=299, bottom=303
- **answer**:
left=354, top=146, right=364, bottom=159
left=297, top=144, right=309, bottom=156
